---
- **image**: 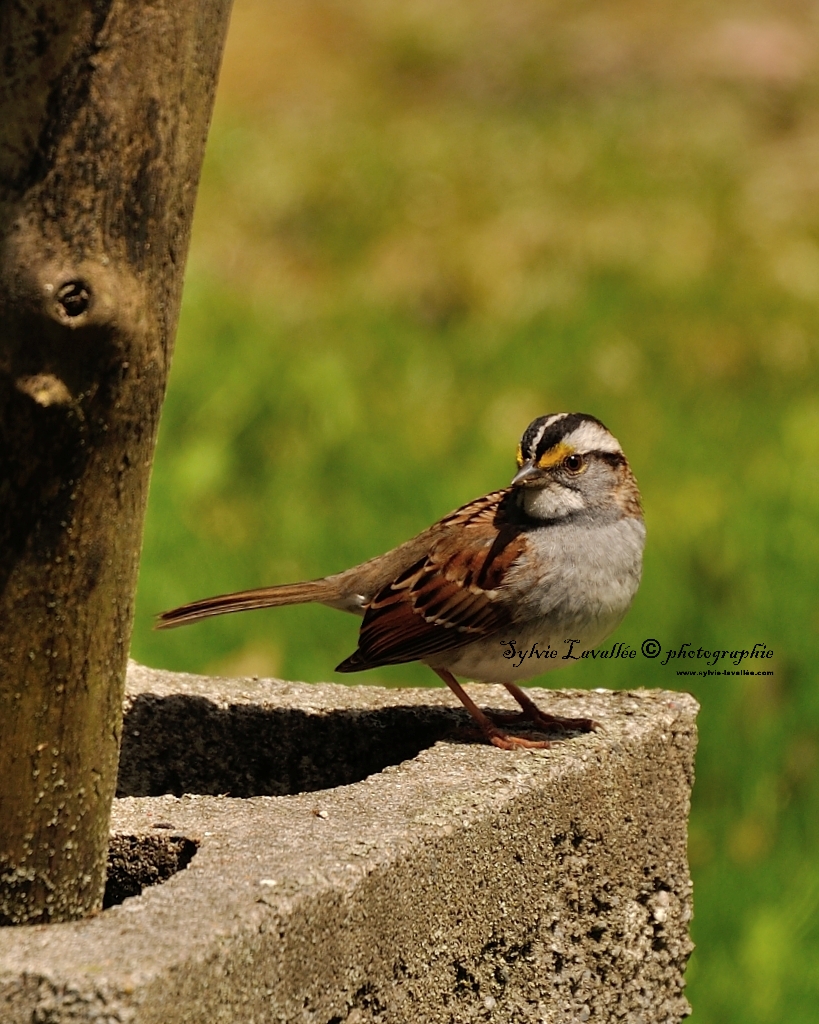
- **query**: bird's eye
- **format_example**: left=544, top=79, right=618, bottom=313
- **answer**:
left=563, top=454, right=585, bottom=473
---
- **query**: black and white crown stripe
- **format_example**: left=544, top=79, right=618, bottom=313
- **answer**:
left=520, top=412, right=623, bottom=463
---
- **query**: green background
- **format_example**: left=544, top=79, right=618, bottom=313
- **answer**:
left=132, top=1, right=819, bottom=1019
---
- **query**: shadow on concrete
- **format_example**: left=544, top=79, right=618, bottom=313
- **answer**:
left=117, top=695, right=463, bottom=798
left=104, top=832, right=199, bottom=908
left=106, top=696, right=462, bottom=910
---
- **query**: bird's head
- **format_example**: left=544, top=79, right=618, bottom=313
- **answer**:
left=511, top=412, right=641, bottom=522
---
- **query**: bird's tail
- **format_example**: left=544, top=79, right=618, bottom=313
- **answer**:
left=156, top=579, right=340, bottom=629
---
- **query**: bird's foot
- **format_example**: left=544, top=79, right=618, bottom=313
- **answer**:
left=434, top=669, right=590, bottom=750
left=488, top=707, right=597, bottom=734
left=487, top=729, right=551, bottom=750
left=500, top=682, right=598, bottom=735
left=449, top=721, right=552, bottom=749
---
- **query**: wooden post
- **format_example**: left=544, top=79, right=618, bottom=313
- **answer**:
left=0, top=0, right=233, bottom=924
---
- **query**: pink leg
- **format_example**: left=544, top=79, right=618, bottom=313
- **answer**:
left=433, top=669, right=551, bottom=750
left=501, top=682, right=597, bottom=734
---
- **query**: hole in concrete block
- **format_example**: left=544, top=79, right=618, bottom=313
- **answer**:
left=104, top=833, right=199, bottom=908
left=117, top=695, right=461, bottom=798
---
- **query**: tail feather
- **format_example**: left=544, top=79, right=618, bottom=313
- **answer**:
left=156, top=580, right=334, bottom=629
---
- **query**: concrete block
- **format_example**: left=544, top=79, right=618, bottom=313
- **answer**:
left=0, top=663, right=698, bottom=1023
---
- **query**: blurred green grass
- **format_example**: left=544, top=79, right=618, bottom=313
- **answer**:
left=132, top=2, right=819, bottom=1019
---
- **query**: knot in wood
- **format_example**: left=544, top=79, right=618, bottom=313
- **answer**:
left=56, top=281, right=91, bottom=319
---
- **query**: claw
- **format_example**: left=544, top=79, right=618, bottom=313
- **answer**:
left=502, top=682, right=597, bottom=735
left=488, top=731, right=551, bottom=750
left=434, top=668, right=591, bottom=750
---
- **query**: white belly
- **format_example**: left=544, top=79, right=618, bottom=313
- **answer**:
left=427, top=614, right=625, bottom=683
left=427, top=515, right=645, bottom=683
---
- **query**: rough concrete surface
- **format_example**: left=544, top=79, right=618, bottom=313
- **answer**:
left=0, top=663, right=698, bottom=1024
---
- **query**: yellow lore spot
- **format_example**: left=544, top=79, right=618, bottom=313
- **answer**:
left=537, top=442, right=575, bottom=468
left=515, top=443, right=524, bottom=467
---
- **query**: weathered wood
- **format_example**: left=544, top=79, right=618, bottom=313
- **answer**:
left=0, top=0, right=233, bottom=924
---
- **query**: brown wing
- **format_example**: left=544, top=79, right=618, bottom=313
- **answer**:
left=336, top=490, right=526, bottom=671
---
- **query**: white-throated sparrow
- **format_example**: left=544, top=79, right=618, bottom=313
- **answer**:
left=158, top=413, right=645, bottom=749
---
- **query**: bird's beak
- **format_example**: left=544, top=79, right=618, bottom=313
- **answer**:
left=511, top=460, right=539, bottom=486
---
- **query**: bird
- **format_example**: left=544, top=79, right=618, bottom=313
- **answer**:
left=157, top=412, right=645, bottom=749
